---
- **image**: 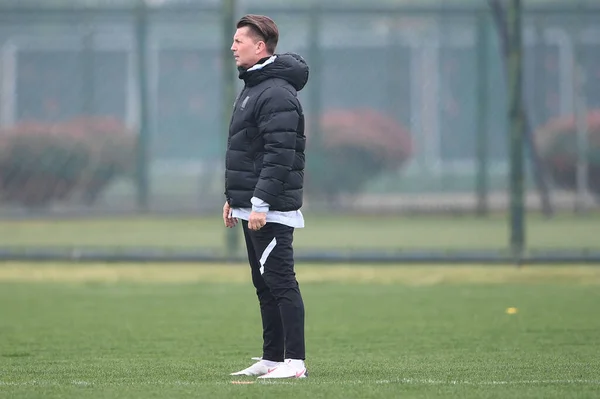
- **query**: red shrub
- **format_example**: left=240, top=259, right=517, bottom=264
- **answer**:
left=0, top=116, right=136, bottom=207
left=305, top=108, right=413, bottom=200
left=318, top=108, right=413, bottom=166
left=535, top=109, right=600, bottom=194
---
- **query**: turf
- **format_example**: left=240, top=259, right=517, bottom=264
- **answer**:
left=1, top=264, right=599, bottom=398
left=0, top=213, right=598, bottom=252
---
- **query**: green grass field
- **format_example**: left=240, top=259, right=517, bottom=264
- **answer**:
left=1, top=264, right=599, bottom=398
left=1, top=213, right=598, bottom=253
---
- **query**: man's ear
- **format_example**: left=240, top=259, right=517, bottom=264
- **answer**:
left=255, top=41, right=266, bottom=54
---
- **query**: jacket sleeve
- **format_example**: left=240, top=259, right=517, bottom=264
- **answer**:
left=252, top=86, right=299, bottom=206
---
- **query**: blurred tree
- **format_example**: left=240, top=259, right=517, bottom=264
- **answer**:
left=489, top=0, right=553, bottom=217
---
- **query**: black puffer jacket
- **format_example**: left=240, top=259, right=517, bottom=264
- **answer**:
left=225, top=53, right=309, bottom=211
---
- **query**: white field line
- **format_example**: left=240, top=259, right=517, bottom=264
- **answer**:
left=0, top=378, right=599, bottom=387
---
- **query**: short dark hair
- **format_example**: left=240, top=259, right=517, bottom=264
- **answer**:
left=236, top=14, right=279, bottom=55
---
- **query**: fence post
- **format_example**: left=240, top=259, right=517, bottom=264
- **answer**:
left=475, top=11, right=490, bottom=217
left=308, top=4, right=322, bottom=145
left=507, top=0, right=525, bottom=262
left=80, top=26, right=95, bottom=117
left=134, top=0, right=150, bottom=211
left=572, top=3, right=589, bottom=214
left=223, top=0, right=240, bottom=259
left=574, top=66, right=589, bottom=214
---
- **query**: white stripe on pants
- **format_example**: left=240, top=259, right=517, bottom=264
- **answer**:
left=259, top=237, right=277, bottom=275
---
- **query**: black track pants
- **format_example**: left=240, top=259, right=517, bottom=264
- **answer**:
left=242, top=220, right=306, bottom=361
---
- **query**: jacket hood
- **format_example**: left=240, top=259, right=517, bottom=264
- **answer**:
left=238, top=53, right=309, bottom=91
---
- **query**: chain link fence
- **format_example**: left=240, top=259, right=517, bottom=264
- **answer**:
left=0, top=0, right=599, bottom=263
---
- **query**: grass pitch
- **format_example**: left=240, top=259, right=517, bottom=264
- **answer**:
left=1, top=263, right=599, bottom=398
left=0, top=213, right=598, bottom=252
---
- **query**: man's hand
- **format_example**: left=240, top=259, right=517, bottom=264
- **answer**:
left=248, top=211, right=267, bottom=231
left=223, top=202, right=238, bottom=228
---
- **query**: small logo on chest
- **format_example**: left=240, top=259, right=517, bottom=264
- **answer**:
left=240, top=96, right=250, bottom=110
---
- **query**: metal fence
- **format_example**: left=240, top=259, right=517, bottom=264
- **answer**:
left=0, top=1, right=599, bottom=263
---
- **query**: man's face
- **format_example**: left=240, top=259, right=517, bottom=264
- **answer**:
left=231, top=26, right=262, bottom=69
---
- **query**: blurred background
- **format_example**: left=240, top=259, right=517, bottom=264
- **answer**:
left=0, top=0, right=598, bottom=263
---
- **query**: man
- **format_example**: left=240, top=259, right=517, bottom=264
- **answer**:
left=223, top=14, right=309, bottom=379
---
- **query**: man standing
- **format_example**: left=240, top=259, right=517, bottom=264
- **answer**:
left=223, top=14, right=309, bottom=379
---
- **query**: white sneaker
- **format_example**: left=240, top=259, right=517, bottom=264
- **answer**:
left=230, top=358, right=281, bottom=376
left=257, top=359, right=308, bottom=379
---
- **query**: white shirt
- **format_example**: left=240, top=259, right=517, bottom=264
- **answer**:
left=230, top=196, right=305, bottom=229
